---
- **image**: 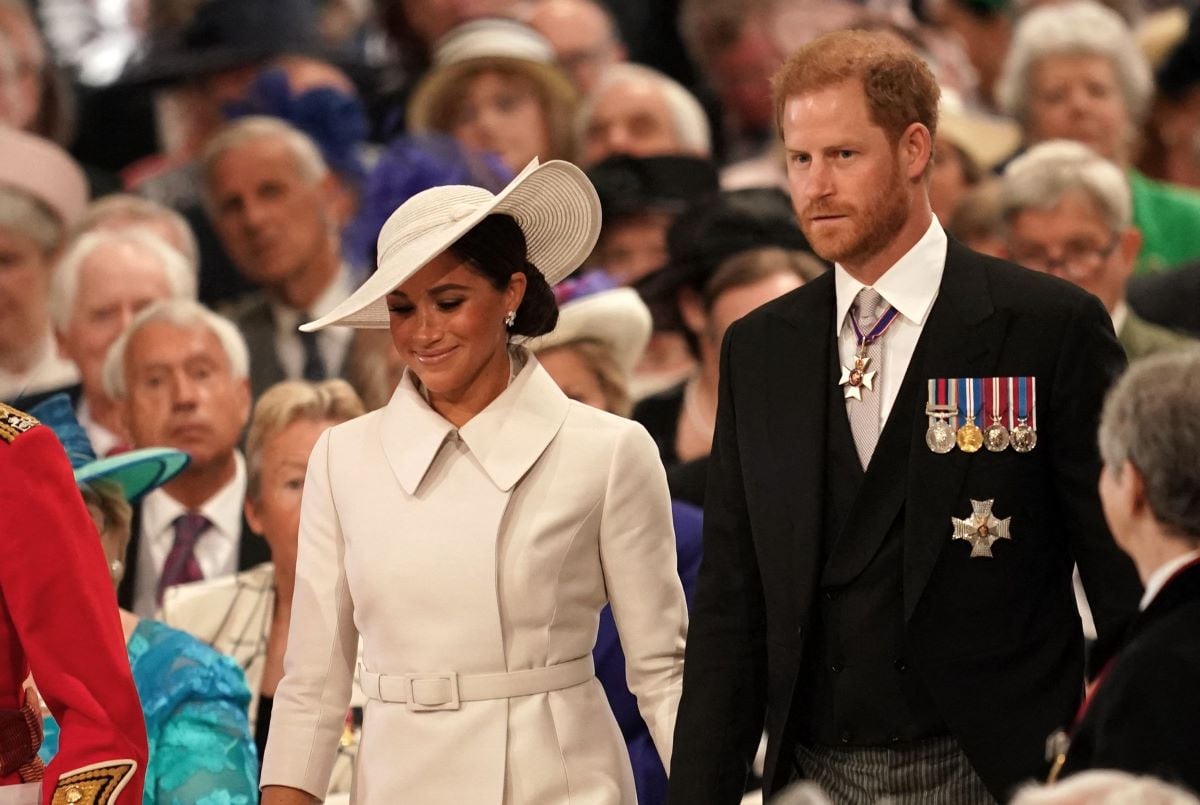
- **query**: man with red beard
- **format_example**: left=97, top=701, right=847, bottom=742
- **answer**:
left=669, top=30, right=1142, bottom=805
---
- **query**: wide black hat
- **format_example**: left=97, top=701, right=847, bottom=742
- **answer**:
left=117, top=0, right=329, bottom=87
left=587, top=154, right=720, bottom=222
left=636, top=187, right=817, bottom=304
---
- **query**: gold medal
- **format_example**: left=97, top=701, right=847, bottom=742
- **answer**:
left=955, top=377, right=983, bottom=453
left=956, top=422, right=983, bottom=452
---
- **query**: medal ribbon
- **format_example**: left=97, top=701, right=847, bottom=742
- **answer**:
left=1007, top=377, right=1016, bottom=430
left=848, top=303, right=901, bottom=352
left=948, top=378, right=959, bottom=429
left=1017, top=377, right=1031, bottom=424
left=1029, top=376, right=1037, bottom=430
left=956, top=378, right=981, bottom=424
left=986, top=377, right=999, bottom=422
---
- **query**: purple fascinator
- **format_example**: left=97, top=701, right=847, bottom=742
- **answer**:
left=223, top=68, right=369, bottom=186
left=344, top=134, right=514, bottom=270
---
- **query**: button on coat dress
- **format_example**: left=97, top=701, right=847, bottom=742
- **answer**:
left=261, top=350, right=688, bottom=803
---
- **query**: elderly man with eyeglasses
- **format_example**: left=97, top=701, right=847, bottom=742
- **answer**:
left=1002, top=140, right=1195, bottom=362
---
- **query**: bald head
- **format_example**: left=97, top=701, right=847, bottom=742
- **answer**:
left=529, top=0, right=625, bottom=93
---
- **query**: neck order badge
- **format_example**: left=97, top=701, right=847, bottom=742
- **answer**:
left=839, top=303, right=901, bottom=401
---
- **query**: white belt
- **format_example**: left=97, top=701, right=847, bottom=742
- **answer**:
left=359, top=655, right=594, bottom=712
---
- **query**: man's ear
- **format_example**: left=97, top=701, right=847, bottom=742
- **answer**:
left=902, top=122, right=934, bottom=181
left=1123, top=459, right=1150, bottom=519
left=1116, top=226, right=1143, bottom=282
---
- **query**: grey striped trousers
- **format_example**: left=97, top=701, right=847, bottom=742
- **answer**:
left=792, top=735, right=996, bottom=805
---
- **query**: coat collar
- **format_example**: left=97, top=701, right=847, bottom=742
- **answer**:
left=380, top=347, right=571, bottom=495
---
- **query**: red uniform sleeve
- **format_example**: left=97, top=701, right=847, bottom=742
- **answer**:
left=0, top=425, right=147, bottom=804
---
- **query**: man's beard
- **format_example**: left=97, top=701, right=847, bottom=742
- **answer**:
left=799, top=167, right=910, bottom=268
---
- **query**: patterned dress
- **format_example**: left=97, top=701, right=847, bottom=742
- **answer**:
left=41, top=619, right=259, bottom=804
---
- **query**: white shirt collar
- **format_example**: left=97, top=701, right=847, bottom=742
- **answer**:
left=1139, top=548, right=1200, bottom=611
left=834, top=216, right=947, bottom=334
left=1111, top=300, right=1128, bottom=336
left=77, top=398, right=123, bottom=457
left=141, top=450, right=247, bottom=545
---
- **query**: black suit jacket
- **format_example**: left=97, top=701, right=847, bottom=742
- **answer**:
left=668, top=240, right=1142, bottom=803
left=1061, top=559, right=1200, bottom=789
left=117, top=499, right=270, bottom=611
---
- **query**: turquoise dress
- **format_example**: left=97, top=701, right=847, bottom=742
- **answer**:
left=41, top=619, right=259, bottom=804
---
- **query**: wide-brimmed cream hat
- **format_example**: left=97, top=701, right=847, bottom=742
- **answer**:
left=302, top=157, right=601, bottom=331
left=526, top=287, right=652, bottom=382
left=938, top=90, right=1021, bottom=172
left=406, top=18, right=577, bottom=142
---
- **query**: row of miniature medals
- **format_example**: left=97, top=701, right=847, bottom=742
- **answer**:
left=925, top=376, right=1038, bottom=454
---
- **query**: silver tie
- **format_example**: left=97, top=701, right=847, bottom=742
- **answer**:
left=846, top=288, right=885, bottom=469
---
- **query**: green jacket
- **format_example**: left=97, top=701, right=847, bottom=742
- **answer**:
left=1118, top=308, right=1195, bottom=361
left=1130, top=169, right=1200, bottom=274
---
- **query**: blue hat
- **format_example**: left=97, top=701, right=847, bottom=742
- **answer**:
left=28, top=394, right=190, bottom=503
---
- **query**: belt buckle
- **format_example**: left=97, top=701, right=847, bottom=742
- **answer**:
left=404, top=672, right=460, bottom=711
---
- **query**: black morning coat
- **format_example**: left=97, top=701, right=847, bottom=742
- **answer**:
left=1061, top=557, right=1200, bottom=790
left=668, top=239, right=1143, bottom=804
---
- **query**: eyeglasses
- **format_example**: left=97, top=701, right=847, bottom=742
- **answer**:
left=1009, top=235, right=1122, bottom=280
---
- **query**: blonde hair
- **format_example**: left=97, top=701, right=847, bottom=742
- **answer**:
left=245, top=379, right=365, bottom=499
left=80, top=477, right=132, bottom=589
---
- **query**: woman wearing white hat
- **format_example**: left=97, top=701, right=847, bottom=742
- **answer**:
left=260, top=159, right=687, bottom=804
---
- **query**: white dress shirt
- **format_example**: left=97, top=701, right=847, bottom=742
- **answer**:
left=77, top=398, right=123, bottom=457
left=271, top=268, right=354, bottom=380
left=133, top=451, right=248, bottom=618
left=835, top=216, right=948, bottom=428
left=1139, top=548, right=1200, bottom=611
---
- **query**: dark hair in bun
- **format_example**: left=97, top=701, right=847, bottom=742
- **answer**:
left=448, top=213, right=559, bottom=337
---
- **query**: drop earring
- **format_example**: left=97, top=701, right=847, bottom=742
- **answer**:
left=504, top=310, right=516, bottom=328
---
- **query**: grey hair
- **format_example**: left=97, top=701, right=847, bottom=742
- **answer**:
left=0, top=184, right=63, bottom=253
left=1001, top=139, right=1131, bottom=231
left=575, top=63, right=712, bottom=156
left=199, top=116, right=329, bottom=210
left=75, top=194, right=200, bottom=272
left=1011, top=769, right=1200, bottom=804
left=1098, top=347, right=1200, bottom=542
left=49, top=229, right=198, bottom=331
left=997, top=0, right=1154, bottom=127
left=102, top=298, right=250, bottom=400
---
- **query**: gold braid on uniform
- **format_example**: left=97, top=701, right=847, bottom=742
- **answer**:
left=50, top=760, right=137, bottom=805
left=0, top=403, right=39, bottom=444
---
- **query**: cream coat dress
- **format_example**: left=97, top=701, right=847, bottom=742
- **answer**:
left=260, top=350, right=687, bottom=803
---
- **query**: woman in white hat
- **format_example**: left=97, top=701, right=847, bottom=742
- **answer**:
left=259, top=159, right=687, bottom=804
left=407, top=19, right=578, bottom=175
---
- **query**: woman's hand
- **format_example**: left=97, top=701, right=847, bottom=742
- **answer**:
left=261, top=785, right=320, bottom=805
